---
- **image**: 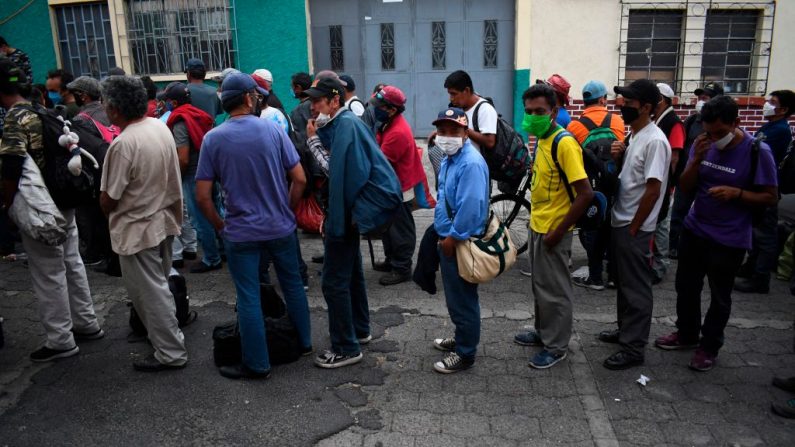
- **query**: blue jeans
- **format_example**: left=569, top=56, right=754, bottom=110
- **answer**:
left=183, top=177, right=222, bottom=266
left=224, top=233, right=312, bottom=372
left=259, top=230, right=308, bottom=285
left=438, top=246, right=480, bottom=360
left=321, top=235, right=370, bottom=355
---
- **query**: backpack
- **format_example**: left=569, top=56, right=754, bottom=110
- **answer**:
left=550, top=130, right=608, bottom=230
left=20, top=105, right=108, bottom=209
left=472, top=98, right=530, bottom=185
left=748, top=134, right=770, bottom=225
left=129, top=274, right=195, bottom=337
left=576, top=114, right=620, bottom=198
left=778, top=140, right=795, bottom=195
left=78, top=112, right=120, bottom=144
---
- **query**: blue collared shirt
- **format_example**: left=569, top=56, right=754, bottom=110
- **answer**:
left=434, top=141, right=490, bottom=240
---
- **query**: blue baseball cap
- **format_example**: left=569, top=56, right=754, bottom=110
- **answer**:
left=221, top=72, right=268, bottom=103
left=432, top=107, right=468, bottom=128
left=184, top=58, right=205, bottom=72
left=582, top=80, right=607, bottom=101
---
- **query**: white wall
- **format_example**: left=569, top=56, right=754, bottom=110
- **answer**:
left=767, top=0, right=795, bottom=92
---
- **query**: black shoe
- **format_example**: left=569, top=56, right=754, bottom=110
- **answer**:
left=183, top=251, right=197, bottom=260
left=373, top=261, right=392, bottom=272
left=72, top=328, right=105, bottom=341
left=652, top=275, right=663, bottom=285
left=772, top=376, right=795, bottom=394
left=178, top=311, right=198, bottom=328
left=172, top=259, right=184, bottom=269
left=311, top=255, right=325, bottom=264
left=82, top=257, right=104, bottom=267
left=379, top=271, right=410, bottom=286
left=30, top=345, right=79, bottom=362
left=133, top=354, right=186, bottom=372
left=127, top=331, right=148, bottom=344
left=190, top=261, right=222, bottom=274
left=597, top=329, right=620, bottom=344
left=735, top=262, right=754, bottom=279
left=219, top=364, right=271, bottom=380
left=771, top=399, right=795, bottom=419
left=603, top=350, right=644, bottom=370
left=734, top=276, right=770, bottom=294
left=669, top=249, right=678, bottom=260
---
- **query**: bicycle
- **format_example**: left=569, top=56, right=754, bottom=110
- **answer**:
left=490, top=169, right=532, bottom=254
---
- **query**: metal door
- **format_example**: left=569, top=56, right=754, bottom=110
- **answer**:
left=309, top=0, right=515, bottom=135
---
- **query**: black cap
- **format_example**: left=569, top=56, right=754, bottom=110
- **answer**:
left=303, top=77, right=344, bottom=99
left=614, top=79, right=660, bottom=105
left=338, top=74, right=355, bottom=92
left=184, top=58, right=205, bottom=73
left=0, top=59, right=22, bottom=87
left=157, top=82, right=190, bottom=102
left=694, top=82, right=724, bottom=98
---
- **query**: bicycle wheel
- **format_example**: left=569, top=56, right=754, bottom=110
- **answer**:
left=490, top=193, right=531, bottom=254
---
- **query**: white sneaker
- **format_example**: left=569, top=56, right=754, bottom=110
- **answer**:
left=520, top=268, right=532, bottom=277
left=314, top=350, right=363, bottom=369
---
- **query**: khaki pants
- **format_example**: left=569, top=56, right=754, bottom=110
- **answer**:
left=529, top=230, right=574, bottom=356
left=20, top=208, right=100, bottom=350
left=120, top=236, right=188, bottom=366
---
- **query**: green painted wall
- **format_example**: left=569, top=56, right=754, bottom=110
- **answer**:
left=0, top=0, right=57, bottom=84
left=513, top=68, right=530, bottom=140
left=234, top=0, right=309, bottom=112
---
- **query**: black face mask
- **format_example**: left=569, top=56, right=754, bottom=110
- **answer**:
left=251, top=93, right=264, bottom=116
left=74, top=93, right=85, bottom=108
left=620, top=106, right=639, bottom=124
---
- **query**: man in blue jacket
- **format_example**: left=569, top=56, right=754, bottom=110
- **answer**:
left=431, top=107, right=490, bottom=374
left=305, top=78, right=402, bottom=369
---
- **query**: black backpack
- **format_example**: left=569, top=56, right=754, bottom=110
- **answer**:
left=778, top=140, right=795, bottom=195
left=20, top=105, right=108, bottom=209
left=472, top=98, right=530, bottom=185
left=550, top=130, right=608, bottom=230
left=576, top=114, right=620, bottom=199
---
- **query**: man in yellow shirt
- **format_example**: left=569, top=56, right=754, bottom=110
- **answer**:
left=514, top=84, right=593, bottom=369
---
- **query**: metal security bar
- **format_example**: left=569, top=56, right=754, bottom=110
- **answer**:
left=54, top=3, right=117, bottom=78
left=126, top=0, right=238, bottom=76
left=618, top=0, right=775, bottom=96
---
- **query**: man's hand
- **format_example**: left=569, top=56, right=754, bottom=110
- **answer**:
left=543, top=226, right=565, bottom=249
left=319, top=217, right=325, bottom=239
left=692, top=133, right=711, bottom=162
left=441, top=236, right=457, bottom=258
left=628, top=223, right=639, bottom=237
left=307, top=119, right=317, bottom=138
left=610, top=140, right=626, bottom=161
left=708, top=185, right=741, bottom=202
left=427, top=130, right=437, bottom=147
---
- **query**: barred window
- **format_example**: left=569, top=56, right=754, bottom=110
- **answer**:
left=126, top=0, right=237, bottom=75
left=624, top=10, right=684, bottom=85
left=702, top=10, right=759, bottom=94
left=54, top=3, right=117, bottom=78
left=330, top=25, right=344, bottom=71
left=483, top=20, right=498, bottom=68
left=381, top=23, right=395, bottom=71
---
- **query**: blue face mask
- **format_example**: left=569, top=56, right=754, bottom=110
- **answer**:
left=165, top=102, right=174, bottom=112
left=374, top=107, right=390, bottom=123
left=48, top=91, right=62, bottom=105
left=290, top=89, right=297, bottom=99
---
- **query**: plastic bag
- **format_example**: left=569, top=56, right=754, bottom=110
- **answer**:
left=295, top=194, right=324, bottom=234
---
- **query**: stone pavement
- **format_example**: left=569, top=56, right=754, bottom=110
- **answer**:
left=2, top=212, right=795, bottom=445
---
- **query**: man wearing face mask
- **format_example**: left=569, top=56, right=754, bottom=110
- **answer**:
left=431, top=107, right=490, bottom=374
left=655, top=96, right=777, bottom=371
left=513, top=84, right=594, bottom=369
left=303, top=77, right=402, bottom=369
left=67, top=76, right=110, bottom=127
left=369, top=85, right=426, bottom=286
left=735, top=90, right=795, bottom=294
left=599, top=79, right=670, bottom=370
left=45, top=68, right=78, bottom=119
left=669, top=82, right=724, bottom=258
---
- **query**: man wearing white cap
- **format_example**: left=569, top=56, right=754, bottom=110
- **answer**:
left=252, top=68, right=284, bottom=111
left=651, top=83, right=685, bottom=284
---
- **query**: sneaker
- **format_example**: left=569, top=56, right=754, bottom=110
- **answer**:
left=433, top=337, right=456, bottom=352
left=520, top=267, right=532, bottom=277
left=433, top=352, right=474, bottom=374
left=606, top=280, right=616, bottom=289
left=771, top=399, right=795, bottom=419
left=772, top=376, right=795, bottom=394
left=358, top=334, right=373, bottom=345
left=529, top=349, right=567, bottom=369
left=72, top=328, right=105, bottom=341
left=82, top=257, right=104, bottom=267
left=379, top=270, right=410, bottom=286
left=513, top=330, right=542, bottom=346
left=688, top=349, right=716, bottom=372
left=572, top=276, right=605, bottom=291
left=314, top=350, right=363, bottom=369
left=133, top=354, right=187, bottom=372
left=654, top=332, right=698, bottom=351
left=30, top=345, right=79, bottom=362
left=218, top=364, right=271, bottom=380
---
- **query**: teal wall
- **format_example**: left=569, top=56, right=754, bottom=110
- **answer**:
left=0, top=0, right=57, bottom=84
left=513, top=68, right=530, bottom=140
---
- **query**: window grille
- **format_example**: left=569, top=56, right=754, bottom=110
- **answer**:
left=54, top=3, right=116, bottom=78
left=381, top=23, right=395, bottom=71
left=329, top=25, right=344, bottom=71
left=483, top=20, right=498, bottom=68
left=431, top=21, right=446, bottom=70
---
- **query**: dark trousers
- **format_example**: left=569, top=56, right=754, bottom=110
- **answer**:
left=322, top=234, right=370, bottom=355
left=382, top=202, right=416, bottom=275
left=669, top=188, right=694, bottom=253
left=75, top=201, right=111, bottom=262
left=612, top=226, right=654, bottom=357
left=675, top=228, right=745, bottom=355
left=0, top=208, right=16, bottom=255
left=579, top=223, right=612, bottom=281
left=438, top=246, right=480, bottom=359
left=745, top=206, right=780, bottom=278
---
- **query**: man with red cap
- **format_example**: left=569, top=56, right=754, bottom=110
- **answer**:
left=537, top=74, right=573, bottom=128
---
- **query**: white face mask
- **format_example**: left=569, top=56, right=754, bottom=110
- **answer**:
left=714, top=130, right=735, bottom=151
left=695, top=100, right=705, bottom=113
left=217, top=91, right=222, bottom=100
left=436, top=136, right=464, bottom=156
left=763, top=101, right=777, bottom=117
left=315, top=113, right=331, bottom=128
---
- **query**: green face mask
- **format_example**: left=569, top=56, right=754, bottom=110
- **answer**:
left=521, top=113, right=553, bottom=137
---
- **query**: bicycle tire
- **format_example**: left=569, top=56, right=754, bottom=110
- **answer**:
left=490, top=193, right=531, bottom=254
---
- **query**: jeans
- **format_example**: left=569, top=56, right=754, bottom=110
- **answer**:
left=172, top=201, right=197, bottom=261
left=675, top=228, right=745, bottom=355
left=321, top=234, right=370, bottom=355
left=578, top=223, right=612, bottom=282
left=438, top=245, right=480, bottom=359
left=224, top=233, right=312, bottom=372
left=259, top=231, right=308, bottom=285
left=183, top=177, right=222, bottom=266
left=382, top=202, right=416, bottom=275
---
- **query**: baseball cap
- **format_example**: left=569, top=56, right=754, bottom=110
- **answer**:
left=0, top=59, right=22, bottom=87
left=221, top=73, right=268, bottom=103
left=432, top=107, right=468, bottom=128
left=338, top=74, right=356, bottom=92
left=66, top=76, right=101, bottom=98
left=314, top=70, right=347, bottom=87
left=184, top=58, right=205, bottom=72
left=370, top=85, right=406, bottom=108
left=108, top=66, right=126, bottom=76
left=656, top=83, right=675, bottom=99
left=538, top=74, right=572, bottom=105
left=252, top=69, right=273, bottom=84
left=613, top=79, right=660, bottom=105
left=157, top=82, right=190, bottom=102
left=694, top=82, right=724, bottom=98
left=212, top=68, right=240, bottom=83
left=303, top=77, right=345, bottom=99
left=582, top=80, right=607, bottom=101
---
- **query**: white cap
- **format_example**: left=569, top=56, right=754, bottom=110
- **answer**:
left=252, top=69, right=273, bottom=83
left=656, top=83, right=675, bottom=99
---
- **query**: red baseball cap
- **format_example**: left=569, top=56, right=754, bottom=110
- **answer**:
left=370, top=85, right=406, bottom=108
left=537, top=74, right=572, bottom=105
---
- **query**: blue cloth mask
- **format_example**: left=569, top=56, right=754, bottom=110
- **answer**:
left=48, top=91, right=62, bottom=105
